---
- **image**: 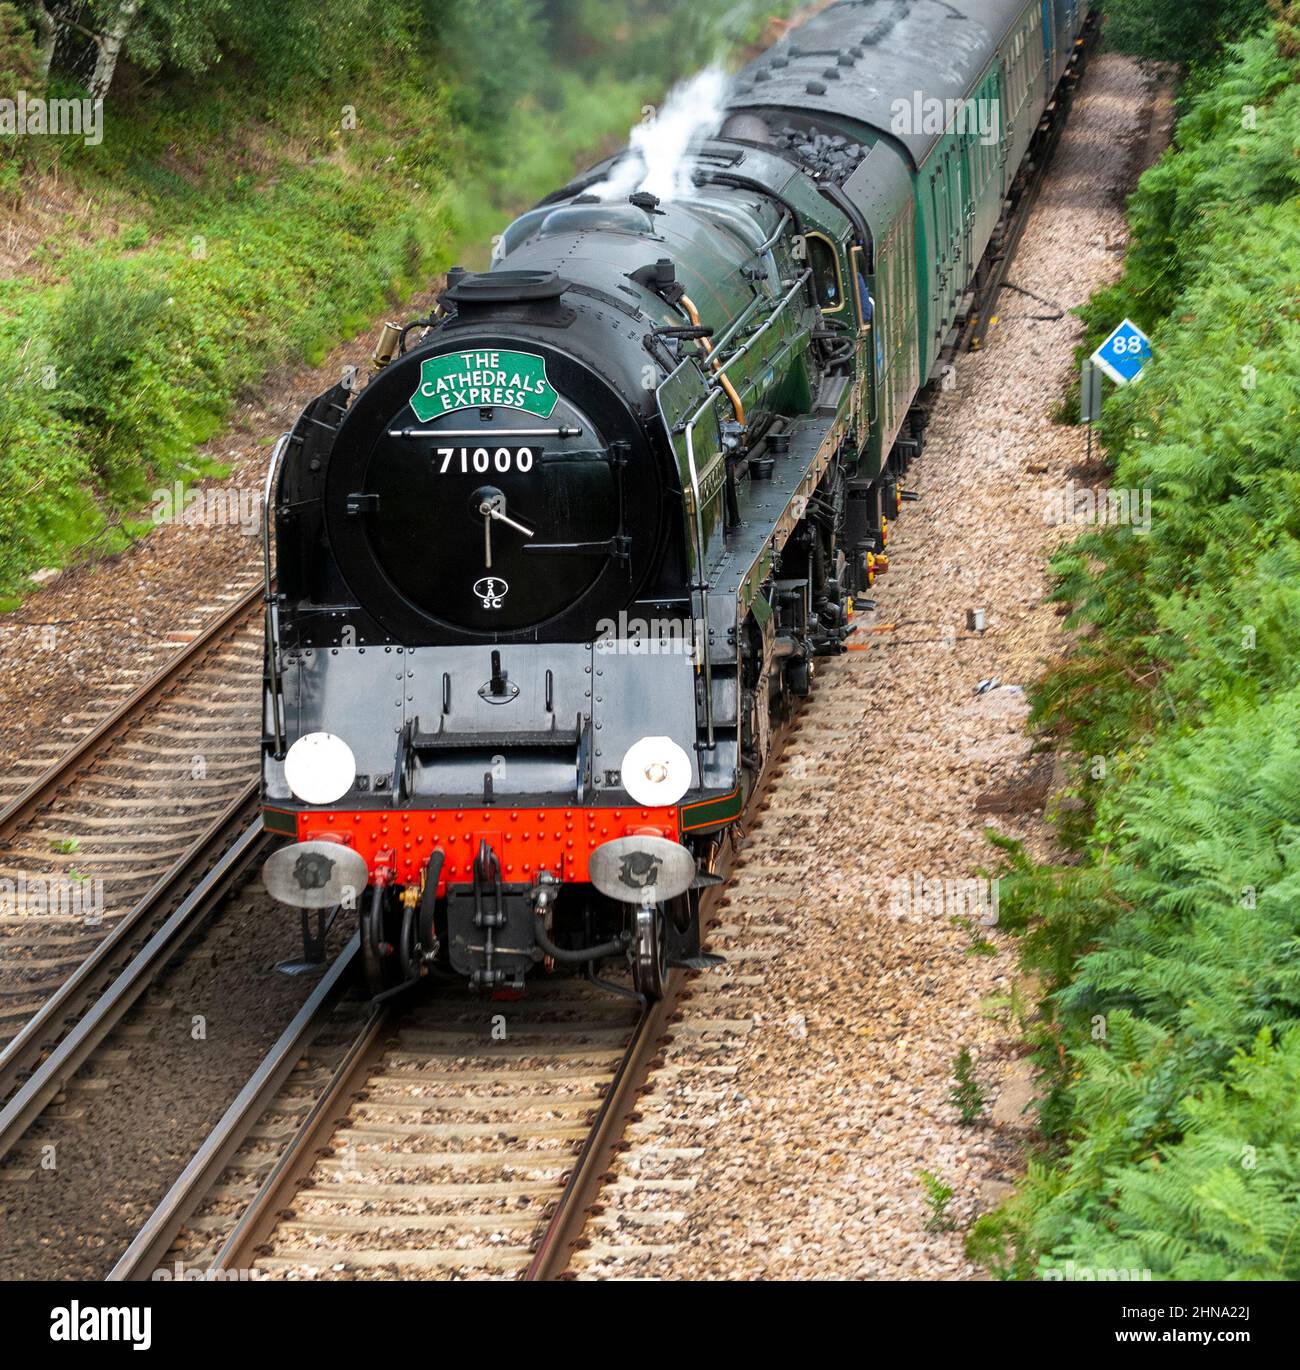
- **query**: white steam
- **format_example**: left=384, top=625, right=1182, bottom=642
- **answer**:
left=589, top=65, right=732, bottom=204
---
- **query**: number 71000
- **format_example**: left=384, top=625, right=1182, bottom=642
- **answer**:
left=436, top=446, right=535, bottom=474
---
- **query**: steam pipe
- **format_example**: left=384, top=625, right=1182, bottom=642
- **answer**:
left=533, top=912, right=630, bottom=964
left=680, top=294, right=745, bottom=427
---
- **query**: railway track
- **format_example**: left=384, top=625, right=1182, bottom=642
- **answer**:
left=111, top=752, right=776, bottom=1282
left=0, top=580, right=265, bottom=1051
left=0, top=797, right=345, bottom=1281
left=0, top=788, right=268, bottom=1153
left=111, top=968, right=702, bottom=1280
left=115, top=982, right=648, bottom=1279
left=107, top=938, right=368, bottom=1281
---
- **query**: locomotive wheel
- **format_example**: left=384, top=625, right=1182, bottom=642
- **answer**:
left=632, top=901, right=669, bottom=1001
left=360, top=885, right=405, bottom=996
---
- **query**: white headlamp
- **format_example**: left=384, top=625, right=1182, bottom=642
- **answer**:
left=283, top=732, right=357, bottom=805
left=619, top=736, right=693, bottom=807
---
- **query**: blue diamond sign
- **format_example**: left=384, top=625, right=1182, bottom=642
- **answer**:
left=1092, top=318, right=1153, bottom=386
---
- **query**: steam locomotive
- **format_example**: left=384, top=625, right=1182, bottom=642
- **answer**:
left=260, top=0, right=1095, bottom=997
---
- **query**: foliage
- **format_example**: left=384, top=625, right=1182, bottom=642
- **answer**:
left=966, top=1205, right=1037, bottom=1280
left=949, top=1048, right=987, bottom=1125
left=115, top=0, right=236, bottom=80
left=1102, top=0, right=1273, bottom=65
left=918, top=1170, right=957, bottom=1233
left=44, top=259, right=182, bottom=489
left=0, top=2, right=38, bottom=86
left=0, top=2, right=38, bottom=197
left=430, top=0, right=543, bottom=135
left=4, top=1, right=424, bottom=91
left=978, top=23, right=1300, bottom=1281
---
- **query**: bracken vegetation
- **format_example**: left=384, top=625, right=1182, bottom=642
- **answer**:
left=971, top=6, right=1300, bottom=1281
left=0, top=0, right=799, bottom=601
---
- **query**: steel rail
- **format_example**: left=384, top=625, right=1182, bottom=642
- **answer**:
left=0, top=806, right=270, bottom=1164
left=109, top=936, right=363, bottom=1282
left=0, top=581, right=263, bottom=846
left=204, top=996, right=391, bottom=1276
left=523, top=992, right=673, bottom=1280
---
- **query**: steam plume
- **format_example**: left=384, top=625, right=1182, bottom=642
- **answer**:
left=590, top=66, right=731, bottom=204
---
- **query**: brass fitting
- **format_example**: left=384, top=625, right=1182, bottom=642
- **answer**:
left=680, top=294, right=746, bottom=427
left=371, top=321, right=403, bottom=370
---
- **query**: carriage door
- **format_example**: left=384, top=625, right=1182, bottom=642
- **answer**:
left=944, top=145, right=966, bottom=324
left=929, top=166, right=949, bottom=350
left=956, top=136, right=974, bottom=296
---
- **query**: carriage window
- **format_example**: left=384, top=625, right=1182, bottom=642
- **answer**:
left=806, top=233, right=845, bottom=313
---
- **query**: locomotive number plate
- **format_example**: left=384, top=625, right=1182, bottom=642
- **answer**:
left=435, top=445, right=537, bottom=476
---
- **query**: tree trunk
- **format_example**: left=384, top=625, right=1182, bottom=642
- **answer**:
left=87, top=0, right=142, bottom=102
left=34, top=3, right=59, bottom=86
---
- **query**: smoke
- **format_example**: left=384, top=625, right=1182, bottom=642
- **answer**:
left=589, top=65, right=732, bottom=204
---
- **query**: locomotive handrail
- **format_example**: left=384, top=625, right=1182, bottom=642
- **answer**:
left=386, top=425, right=584, bottom=439
left=746, top=209, right=792, bottom=266
left=711, top=267, right=812, bottom=388
left=701, top=290, right=769, bottom=369
left=655, top=363, right=713, bottom=747
left=659, top=268, right=813, bottom=752
left=262, top=431, right=290, bottom=759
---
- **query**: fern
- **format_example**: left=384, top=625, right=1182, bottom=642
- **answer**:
left=976, top=25, right=1300, bottom=1281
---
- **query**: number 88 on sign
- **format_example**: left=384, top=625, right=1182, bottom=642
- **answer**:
left=1091, top=318, right=1153, bottom=386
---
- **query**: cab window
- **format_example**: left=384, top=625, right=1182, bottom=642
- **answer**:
left=806, top=233, right=845, bottom=313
